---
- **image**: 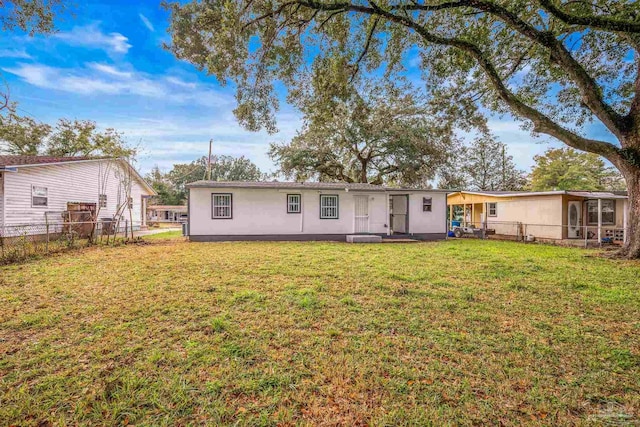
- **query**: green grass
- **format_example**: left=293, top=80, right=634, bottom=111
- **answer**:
left=141, top=230, right=183, bottom=240
left=1, top=239, right=639, bottom=426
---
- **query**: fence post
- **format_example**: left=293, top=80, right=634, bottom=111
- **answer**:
left=45, top=214, right=50, bottom=254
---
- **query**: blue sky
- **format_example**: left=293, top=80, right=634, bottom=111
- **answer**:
left=0, top=0, right=604, bottom=175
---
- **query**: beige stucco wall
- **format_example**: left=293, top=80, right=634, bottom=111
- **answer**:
left=486, top=195, right=564, bottom=239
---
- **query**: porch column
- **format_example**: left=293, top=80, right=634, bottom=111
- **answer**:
left=597, top=198, right=602, bottom=243
left=471, top=203, right=475, bottom=227
left=141, top=197, right=147, bottom=227
left=449, top=204, right=453, bottom=229
left=623, top=199, right=629, bottom=243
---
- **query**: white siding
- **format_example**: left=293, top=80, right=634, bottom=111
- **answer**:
left=188, top=187, right=447, bottom=237
left=0, top=172, right=4, bottom=227
left=2, top=160, right=152, bottom=226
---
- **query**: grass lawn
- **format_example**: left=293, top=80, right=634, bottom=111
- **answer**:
left=1, top=239, right=639, bottom=426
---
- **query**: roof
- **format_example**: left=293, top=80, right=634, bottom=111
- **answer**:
left=186, top=180, right=449, bottom=192
left=148, top=205, right=188, bottom=211
left=448, top=190, right=628, bottom=199
left=0, top=155, right=98, bottom=167
left=0, top=155, right=156, bottom=196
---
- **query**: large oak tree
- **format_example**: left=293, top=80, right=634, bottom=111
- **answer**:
left=164, top=0, right=640, bottom=258
left=270, top=71, right=456, bottom=185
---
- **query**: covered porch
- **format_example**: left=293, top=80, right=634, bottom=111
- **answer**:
left=147, top=205, right=188, bottom=223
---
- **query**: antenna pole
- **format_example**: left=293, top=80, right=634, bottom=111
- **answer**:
left=206, top=139, right=213, bottom=180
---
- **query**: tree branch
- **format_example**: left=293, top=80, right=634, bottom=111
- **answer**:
left=537, top=0, right=640, bottom=33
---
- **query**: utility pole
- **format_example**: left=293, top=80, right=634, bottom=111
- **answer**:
left=206, top=139, right=213, bottom=180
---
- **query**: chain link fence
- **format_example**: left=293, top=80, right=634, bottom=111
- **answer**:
left=449, top=220, right=628, bottom=247
left=0, top=219, right=143, bottom=264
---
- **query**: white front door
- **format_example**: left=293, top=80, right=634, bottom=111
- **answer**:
left=354, top=195, right=369, bottom=233
left=568, top=201, right=582, bottom=238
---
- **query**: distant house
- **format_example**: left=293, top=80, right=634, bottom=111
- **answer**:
left=147, top=205, right=187, bottom=223
left=186, top=181, right=448, bottom=241
left=0, top=156, right=156, bottom=232
left=447, top=190, right=629, bottom=243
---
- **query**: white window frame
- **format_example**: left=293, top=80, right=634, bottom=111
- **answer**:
left=99, top=194, right=107, bottom=208
left=488, top=202, right=497, bottom=217
left=587, top=199, right=615, bottom=225
left=31, top=185, right=48, bottom=207
left=287, top=194, right=301, bottom=214
left=320, top=194, right=339, bottom=219
left=128, top=196, right=133, bottom=209
left=212, top=193, right=232, bottom=219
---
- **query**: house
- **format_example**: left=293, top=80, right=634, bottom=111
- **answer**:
left=147, top=205, right=187, bottom=223
left=186, top=181, right=448, bottom=241
left=447, top=190, right=629, bottom=243
left=0, top=156, right=156, bottom=233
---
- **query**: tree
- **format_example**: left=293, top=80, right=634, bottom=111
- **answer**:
left=148, top=155, right=265, bottom=205
left=0, top=111, right=52, bottom=155
left=1, top=0, right=69, bottom=110
left=270, top=76, right=455, bottom=186
left=530, top=147, right=626, bottom=191
left=0, top=113, right=135, bottom=158
left=144, top=166, right=185, bottom=206
left=164, top=1, right=640, bottom=257
left=46, top=119, right=135, bottom=158
left=438, top=136, right=527, bottom=191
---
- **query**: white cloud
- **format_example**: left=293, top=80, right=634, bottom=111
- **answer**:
left=88, top=62, right=133, bottom=79
left=0, top=48, right=31, bottom=59
left=139, top=14, right=155, bottom=32
left=53, top=24, right=131, bottom=54
left=166, top=76, right=196, bottom=89
left=3, top=62, right=234, bottom=106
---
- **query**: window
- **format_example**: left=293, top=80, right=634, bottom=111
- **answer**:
left=422, top=197, right=433, bottom=212
left=587, top=200, right=615, bottom=225
left=287, top=194, right=301, bottom=213
left=488, top=202, right=497, bottom=217
left=212, top=193, right=232, bottom=219
left=320, top=194, right=339, bottom=219
left=99, top=194, right=107, bottom=208
left=128, top=197, right=133, bottom=209
left=32, top=185, right=48, bottom=207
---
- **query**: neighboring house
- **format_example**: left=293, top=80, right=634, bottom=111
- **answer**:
left=147, top=205, right=187, bottom=223
left=447, top=190, right=629, bottom=243
left=186, top=181, right=448, bottom=241
left=0, top=156, right=156, bottom=232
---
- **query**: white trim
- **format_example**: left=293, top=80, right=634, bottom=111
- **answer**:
left=7, top=158, right=156, bottom=196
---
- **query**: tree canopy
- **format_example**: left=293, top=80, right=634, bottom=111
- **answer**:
left=0, top=112, right=135, bottom=158
left=439, top=136, right=527, bottom=191
left=270, top=75, right=456, bottom=186
left=164, top=0, right=640, bottom=257
left=146, top=155, right=265, bottom=205
left=530, top=147, right=626, bottom=191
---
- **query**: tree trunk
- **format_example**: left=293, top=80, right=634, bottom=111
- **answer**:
left=619, top=162, right=640, bottom=259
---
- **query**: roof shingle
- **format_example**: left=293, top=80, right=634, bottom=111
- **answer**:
left=0, top=155, right=98, bottom=167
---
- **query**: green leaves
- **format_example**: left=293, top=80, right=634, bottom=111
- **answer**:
left=530, top=147, right=626, bottom=191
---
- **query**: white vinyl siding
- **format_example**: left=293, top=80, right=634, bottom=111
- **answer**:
left=320, top=194, right=339, bottom=219
left=0, top=172, right=4, bottom=227
left=212, top=193, right=232, bottom=219
left=2, top=160, right=152, bottom=226
left=287, top=194, right=301, bottom=213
